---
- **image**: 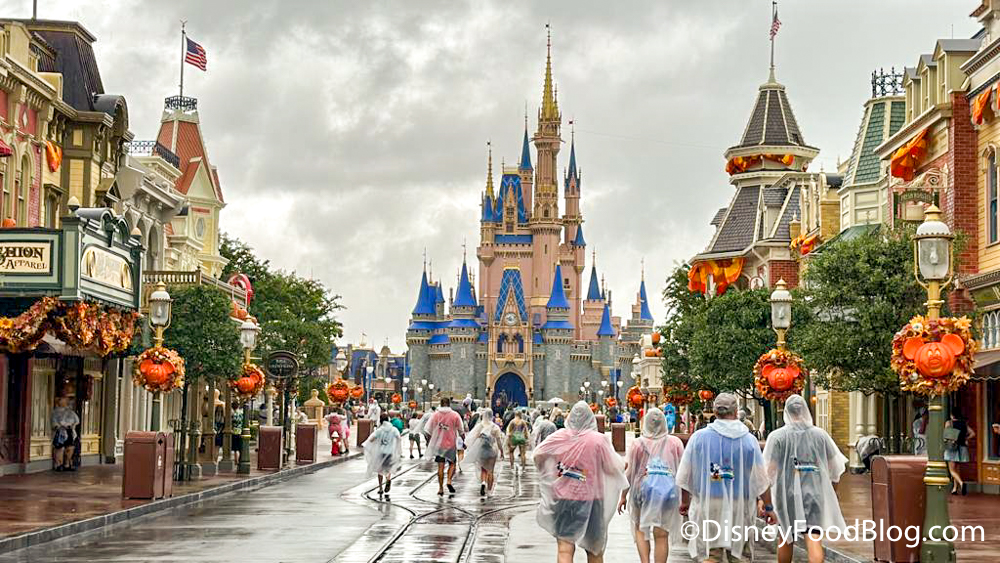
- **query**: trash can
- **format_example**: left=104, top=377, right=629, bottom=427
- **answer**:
left=871, top=455, right=926, bottom=562
left=296, top=424, right=317, bottom=464
left=122, top=431, right=166, bottom=499
left=356, top=418, right=373, bottom=447
left=257, top=426, right=283, bottom=471
left=595, top=414, right=606, bottom=433
left=163, top=433, right=175, bottom=498
left=611, top=423, right=626, bottom=453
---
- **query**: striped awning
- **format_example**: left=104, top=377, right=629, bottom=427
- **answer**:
left=0, top=137, right=13, bottom=158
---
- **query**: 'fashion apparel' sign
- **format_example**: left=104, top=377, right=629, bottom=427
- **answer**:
left=0, top=242, right=51, bottom=273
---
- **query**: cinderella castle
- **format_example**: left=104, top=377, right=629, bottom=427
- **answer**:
left=406, top=31, right=654, bottom=409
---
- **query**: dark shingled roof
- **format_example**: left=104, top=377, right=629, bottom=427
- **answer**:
left=27, top=21, right=104, bottom=112
left=844, top=99, right=905, bottom=187
left=735, top=80, right=807, bottom=149
left=772, top=186, right=800, bottom=241
left=763, top=186, right=787, bottom=207
left=710, top=207, right=728, bottom=227
left=710, top=186, right=760, bottom=253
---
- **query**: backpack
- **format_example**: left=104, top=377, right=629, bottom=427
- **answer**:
left=640, top=457, right=678, bottom=507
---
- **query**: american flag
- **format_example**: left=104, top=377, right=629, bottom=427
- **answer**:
left=185, top=37, right=207, bottom=71
left=770, top=9, right=782, bottom=39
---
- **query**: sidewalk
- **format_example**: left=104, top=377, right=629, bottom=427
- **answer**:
left=0, top=427, right=358, bottom=553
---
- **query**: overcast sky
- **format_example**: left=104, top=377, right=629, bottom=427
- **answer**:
left=20, top=0, right=979, bottom=351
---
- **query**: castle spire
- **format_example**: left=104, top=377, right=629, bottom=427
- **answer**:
left=485, top=140, right=494, bottom=198
left=520, top=118, right=532, bottom=170
left=541, top=24, right=559, bottom=122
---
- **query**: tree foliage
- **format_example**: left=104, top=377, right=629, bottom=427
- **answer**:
left=165, top=285, right=243, bottom=383
left=659, top=265, right=701, bottom=392
left=796, top=228, right=927, bottom=395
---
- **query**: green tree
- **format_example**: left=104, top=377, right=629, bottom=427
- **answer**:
left=164, top=285, right=243, bottom=383
left=797, top=228, right=926, bottom=396
left=659, top=265, right=702, bottom=392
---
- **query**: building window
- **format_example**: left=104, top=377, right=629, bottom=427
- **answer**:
left=45, top=195, right=57, bottom=228
left=18, top=156, right=29, bottom=226
left=990, top=153, right=999, bottom=244
left=988, top=380, right=1000, bottom=460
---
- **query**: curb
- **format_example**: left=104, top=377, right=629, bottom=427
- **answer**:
left=0, top=451, right=361, bottom=555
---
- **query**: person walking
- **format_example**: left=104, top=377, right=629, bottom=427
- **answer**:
left=407, top=412, right=423, bottom=458
left=390, top=411, right=405, bottom=433
left=425, top=397, right=465, bottom=496
left=945, top=409, right=975, bottom=495
left=912, top=403, right=928, bottom=455
left=763, top=395, right=848, bottom=563
left=464, top=407, right=505, bottom=496
left=507, top=410, right=530, bottom=471
left=617, top=408, right=684, bottom=563
left=531, top=411, right=558, bottom=448
left=534, top=401, right=627, bottom=563
left=363, top=413, right=402, bottom=497
left=366, top=397, right=382, bottom=422
left=51, top=396, right=79, bottom=471
left=677, top=393, right=774, bottom=562
left=551, top=406, right=566, bottom=429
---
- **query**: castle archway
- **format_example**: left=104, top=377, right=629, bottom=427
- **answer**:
left=492, top=372, right=527, bottom=411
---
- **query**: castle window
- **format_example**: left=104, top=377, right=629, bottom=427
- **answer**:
left=990, top=151, right=998, bottom=244
left=514, top=334, right=524, bottom=353
left=544, top=209, right=550, bottom=218
left=497, top=334, right=507, bottom=353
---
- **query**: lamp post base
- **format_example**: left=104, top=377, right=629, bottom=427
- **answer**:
left=922, top=395, right=955, bottom=563
left=238, top=404, right=252, bottom=474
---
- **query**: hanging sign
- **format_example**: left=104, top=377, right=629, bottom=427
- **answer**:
left=0, top=242, right=51, bottom=273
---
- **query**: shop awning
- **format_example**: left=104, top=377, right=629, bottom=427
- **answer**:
left=973, top=349, right=1000, bottom=380
left=0, top=137, right=13, bottom=158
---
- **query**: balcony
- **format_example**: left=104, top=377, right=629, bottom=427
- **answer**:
left=164, top=95, right=198, bottom=112
left=983, top=310, right=1000, bottom=351
left=126, top=140, right=180, bottom=170
left=143, top=270, right=247, bottom=308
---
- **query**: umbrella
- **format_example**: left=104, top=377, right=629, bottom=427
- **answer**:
left=546, top=397, right=564, bottom=404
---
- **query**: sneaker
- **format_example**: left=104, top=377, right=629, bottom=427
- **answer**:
left=447, top=483, right=456, bottom=494
left=480, top=482, right=486, bottom=496
left=438, top=489, right=444, bottom=496
left=410, top=454, right=414, bottom=459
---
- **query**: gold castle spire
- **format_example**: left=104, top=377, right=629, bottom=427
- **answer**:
left=485, top=140, right=494, bottom=198
left=541, top=24, right=559, bottom=121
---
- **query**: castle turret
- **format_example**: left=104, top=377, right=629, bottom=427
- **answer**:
left=541, top=264, right=573, bottom=400
left=519, top=119, right=534, bottom=214
left=563, top=129, right=582, bottom=244
left=448, top=259, right=479, bottom=395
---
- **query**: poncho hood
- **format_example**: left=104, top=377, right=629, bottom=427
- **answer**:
left=708, top=418, right=750, bottom=439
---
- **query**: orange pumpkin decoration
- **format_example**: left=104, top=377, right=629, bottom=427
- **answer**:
left=589, top=403, right=599, bottom=413
left=1, top=218, right=16, bottom=229
left=140, top=359, right=175, bottom=385
left=350, top=386, right=364, bottom=399
left=903, top=334, right=965, bottom=379
left=645, top=349, right=657, bottom=357
left=699, top=389, right=715, bottom=402
left=651, top=332, right=661, bottom=345
left=762, top=363, right=800, bottom=392
left=236, top=376, right=257, bottom=394
left=408, top=400, right=418, bottom=409
left=391, top=393, right=402, bottom=404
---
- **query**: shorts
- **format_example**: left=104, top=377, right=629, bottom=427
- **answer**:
left=409, top=433, right=421, bottom=444
left=381, top=457, right=395, bottom=474
left=52, top=429, right=73, bottom=449
left=435, top=448, right=457, bottom=464
left=552, top=498, right=605, bottom=546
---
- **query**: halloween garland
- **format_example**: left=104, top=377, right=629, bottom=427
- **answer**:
left=626, top=385, right=644, bottom=408
left=662, top=382, right=694, bottom=406
left=327, top=379, right=350, bottom=404
left=0, top=297, right=138, bottom=356
left=753, top=347, right=806, bottom=402
left=230, top=363, right=266, bottom=401
left=133, top=346, right=185, bottom=393
left=891, top=315, right=976, bottom=397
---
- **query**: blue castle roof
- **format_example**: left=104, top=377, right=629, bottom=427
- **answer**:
left=520, top=128, right=532, bottom=170
left=482, top=194, right=496, bottom=223
left=495, top=268, right=527, bottom=322
left=639, top=279, right=654, bottom=322
left=586, top=266, right=602, bottom=301
left=454, top=261, right=477, bottom=308
left=435, top=283, right=445, bottom=305
left=597, top=303, right=616, bottom=337
left=412, top=270, right=436, bottom=316
left=546, top=264, right=570, bottom=309
left=573, top=224, right=586, bottom=247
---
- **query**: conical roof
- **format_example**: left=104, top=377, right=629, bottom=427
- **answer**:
left=454, top=261, right=477, bottom=308
left=546, top=264, right=570, bottom=309
left=597, top=303, right=615, bottom=337
left=638, top=280, right=653, bottom=322
left=586, top=265, right=601, bottom=301
left=733, top=74, right=809, bottom=150
left=412, top=270, right=435, bottom=316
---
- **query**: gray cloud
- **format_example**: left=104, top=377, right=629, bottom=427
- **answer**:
left=28, top=0, right=978, bottom=349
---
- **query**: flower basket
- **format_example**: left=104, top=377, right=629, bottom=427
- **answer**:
left=663, top=383, right=693, bottom=406
left=627, top=386, right=644, bottom=408
left=133, top=346, right=185, bottom=393
left=753, top=348, right=806, bottom=402
left=892, top=315, right=976, bottom=396
left=230, top=363, right=265, bottom=402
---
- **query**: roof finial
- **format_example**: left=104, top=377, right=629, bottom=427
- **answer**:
left=423, top=248, right=427, bottom=272
left=485, top=140, right=494, bottom=198
left=428, top=259, right=433, bottom=282
left=541, top=23, right=558, bottom=121
left=462, top=237, right=467, bottom=262
left=641, top=257, right=645, bottom=281
left=592, top=248, right=597, bottom=268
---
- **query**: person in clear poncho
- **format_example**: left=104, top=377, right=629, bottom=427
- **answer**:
left=532, top=412, right=558, bottom=449
left=362, top=413, right=402, bottom=496
left=425, top=397, right=465, bottom=496
left=677, top=393, right=775, bottom=562
left=617, top=408, right=684, bottom=563
left=463, top=407, right=505, bottom=496
left=762, top=394, right=847, bottom=563
left=534, top=401, right=627, bottom=563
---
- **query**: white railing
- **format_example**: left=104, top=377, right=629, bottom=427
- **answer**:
left=982, top=310, right=1000, bottom=351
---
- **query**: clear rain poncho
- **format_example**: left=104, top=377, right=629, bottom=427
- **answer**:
left=762, top=394, right=848, bottom=536
left=362, top=421, right=402, bottom=478
left=424, top=406, right=464, bottom=460
left=531, top=417, right=558, bottom=448
left=624, top=408, right=685, bottom=539
left=463, top=408, right=503, bottom=471
left=676, top=394, right=770, bottom=562
left=534, top=401, right=628, bottom=555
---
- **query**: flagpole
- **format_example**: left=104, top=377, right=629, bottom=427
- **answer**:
left=769, top=1, right=776, bottom=74
left=179, top=21, right=187, bottom=99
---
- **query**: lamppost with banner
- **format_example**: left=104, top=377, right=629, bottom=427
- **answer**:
left=147, top=282, right=172, bottom=431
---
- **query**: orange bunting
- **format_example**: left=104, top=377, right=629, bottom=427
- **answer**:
left=725, top=154, right=794, bottom=175
left=890, top=128, right=928, bottom=182
left=687, top=258, right=745, bottom=295
left=45, top=141, right=63, bottom=172
left=972, top=86, right=995, bottom=125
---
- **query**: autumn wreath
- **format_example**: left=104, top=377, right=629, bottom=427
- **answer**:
left=327, top=379, right=350, bottom=404
left=133, top=346, right=185, bottom=393
left=753, top=348, right=806, bottom=402
left=626, top=385, right=644, bottom=408
left=230, top=363, right=266, bottom=401
left=604, top=396, right=618, bottom=409
left=349, top=385, right=365, bottom=399
left=663, top=382, right=694, bottom=406
left=390, top=393, right=402, bottom=405
left=891, top=315, right=976, bottom=397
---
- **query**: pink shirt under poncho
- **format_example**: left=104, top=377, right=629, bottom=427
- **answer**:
left=429, top=408, right=463, bottom=450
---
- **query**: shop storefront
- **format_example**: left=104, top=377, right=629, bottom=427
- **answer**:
left=0, top=208, right=142, bottom=475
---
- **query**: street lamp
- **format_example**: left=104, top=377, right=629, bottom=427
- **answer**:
left=334, top=349, right=348, bottom=378
left=365, top=365, right=374, bottom=402
left=147, top=282, right=172, bottom=432
left=428, top=383, right=435, bottom=411
left=913, top=204, right=956, bottom=563
left=769, top=279, right=792, bottom=350
left=237, top=318, right=260, bottom=475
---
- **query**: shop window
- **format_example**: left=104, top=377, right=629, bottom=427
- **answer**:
left=989, top=381, right=1000, bottom=460
left=990, top=152, right=999, bottom=244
